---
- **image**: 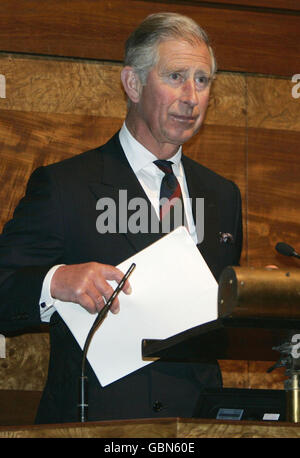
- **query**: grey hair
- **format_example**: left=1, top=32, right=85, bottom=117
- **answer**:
left=124, top=12, right=217, bottom=85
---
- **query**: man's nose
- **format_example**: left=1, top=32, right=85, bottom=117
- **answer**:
left=180, top=79, right=198, bottom=107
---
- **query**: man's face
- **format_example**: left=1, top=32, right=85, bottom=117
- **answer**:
left=133, top=38, right=213, bottom=157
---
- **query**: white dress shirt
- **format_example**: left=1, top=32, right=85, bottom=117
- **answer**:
left=39, top=122, right=198, bottom=321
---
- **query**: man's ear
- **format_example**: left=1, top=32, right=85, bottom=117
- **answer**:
left=121, top=66, right=142, bottom=104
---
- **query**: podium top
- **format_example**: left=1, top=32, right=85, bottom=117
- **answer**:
left=142, top=316, right=300, bottom=362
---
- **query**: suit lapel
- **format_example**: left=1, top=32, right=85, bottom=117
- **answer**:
left=88, top=134, right=163, bottom=254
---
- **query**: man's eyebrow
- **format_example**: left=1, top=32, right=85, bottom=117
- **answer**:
left=161, top=67, right=205, bottom=79
left=195, top=70, right=212, bottom=77
left=159, top=68, right=211, bottom=79
left=160, top=66, right=188, bottom=73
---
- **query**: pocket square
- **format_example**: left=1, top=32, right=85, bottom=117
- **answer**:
left=218, top=232, right=234, bottom=244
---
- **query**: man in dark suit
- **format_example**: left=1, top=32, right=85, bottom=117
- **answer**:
left=0, top=13, right=242, bottom=423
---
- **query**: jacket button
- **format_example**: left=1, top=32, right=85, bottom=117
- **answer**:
left=152, top=400, right=163, bottom=412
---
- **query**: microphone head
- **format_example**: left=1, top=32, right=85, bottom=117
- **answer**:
left=275, top=242, right=296, bottom=257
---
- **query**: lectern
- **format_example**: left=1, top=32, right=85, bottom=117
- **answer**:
left=142, top=267, right=300, bottom=423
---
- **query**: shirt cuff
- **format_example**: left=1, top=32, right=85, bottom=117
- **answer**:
left=39, top=264, right=65, bottom=322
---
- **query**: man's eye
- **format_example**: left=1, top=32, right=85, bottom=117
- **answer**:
left=196, top=76, right=210, bottom=88
left=169, top=73, right=181, bottom=81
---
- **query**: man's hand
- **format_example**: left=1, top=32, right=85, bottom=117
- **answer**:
left=50, top=262, right=132, bottom=314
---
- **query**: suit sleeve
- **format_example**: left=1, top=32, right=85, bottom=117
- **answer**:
left=0, top=166, right=65, bottom=333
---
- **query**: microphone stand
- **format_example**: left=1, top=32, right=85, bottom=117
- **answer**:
left=78, top=263, right=136, bottom=422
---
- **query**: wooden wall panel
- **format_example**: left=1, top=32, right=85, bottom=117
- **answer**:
left=0, top=332, right=49, bottom=391
left=219, top=360, right=286, bottom=390
left=197, top=0, right=300, bottom=10
left=248, top=361, right=286, bottom=390
left=206, top=73, right=246, bottom=128
left=0, top=57, right=126, bottom=117
left=219, top=360, right=249, bottom=388
left=247, top=73, right=300, bottom=267
left=247, top=76, right=300, bottom=132
left=0, top=0, right=299, bottom=76
left=0, top=110, right=123, bottom=229
left=0, top=390, right=42, bottom=426
left=247, top=127, right=300, bottom=267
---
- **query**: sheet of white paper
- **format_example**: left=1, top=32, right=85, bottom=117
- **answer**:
left=54, top=226, right=218, bottom=386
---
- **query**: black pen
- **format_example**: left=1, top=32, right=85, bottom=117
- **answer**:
left=84, top=262, right=136, bottom=350
left=99, top=262, right=136, bottom=321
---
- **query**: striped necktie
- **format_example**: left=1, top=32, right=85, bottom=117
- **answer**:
left=154, top=160, right=186, bottom=232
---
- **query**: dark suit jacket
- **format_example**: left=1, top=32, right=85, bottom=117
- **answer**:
left=0, top=133, right=242, bottom=423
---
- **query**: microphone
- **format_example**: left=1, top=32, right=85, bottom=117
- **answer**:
left=78, top=262, right=136, bottom=422
left=275, top=242, right=300, bottom=259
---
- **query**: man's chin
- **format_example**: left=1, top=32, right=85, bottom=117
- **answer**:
left=167, top=128, right=199, bottom=146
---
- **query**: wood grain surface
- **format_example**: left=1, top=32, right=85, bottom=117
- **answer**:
left=247, top=128, right=300, bottom=267
left=0, top=390, right=42, bottom=426
left=193, top=0, right=300, bottom=10
left=0, top=417, right=300, bottom=438
left=0, top=331, right=49, bottom=391
left=0, top=0, right=299, bottom=76
left=247, top=75, right=300, bottom=132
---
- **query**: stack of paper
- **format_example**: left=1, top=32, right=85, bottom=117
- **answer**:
left=54, top=226, right=218, bottom=386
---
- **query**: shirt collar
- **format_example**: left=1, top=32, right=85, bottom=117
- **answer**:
left=119, top=122, right=182, bottom=174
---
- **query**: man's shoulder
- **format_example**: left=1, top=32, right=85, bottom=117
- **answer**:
left=35, top=133, right=122, bottom=187
left=46, top=146, right=101, bottom=175
left=46, top=133, right=120, bottom=173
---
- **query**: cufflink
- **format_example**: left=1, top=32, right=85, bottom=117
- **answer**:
left=218, top=232, right=234, bottom=244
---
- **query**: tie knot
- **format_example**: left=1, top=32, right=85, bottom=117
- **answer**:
left=154, top=160, right=174, bottom=175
